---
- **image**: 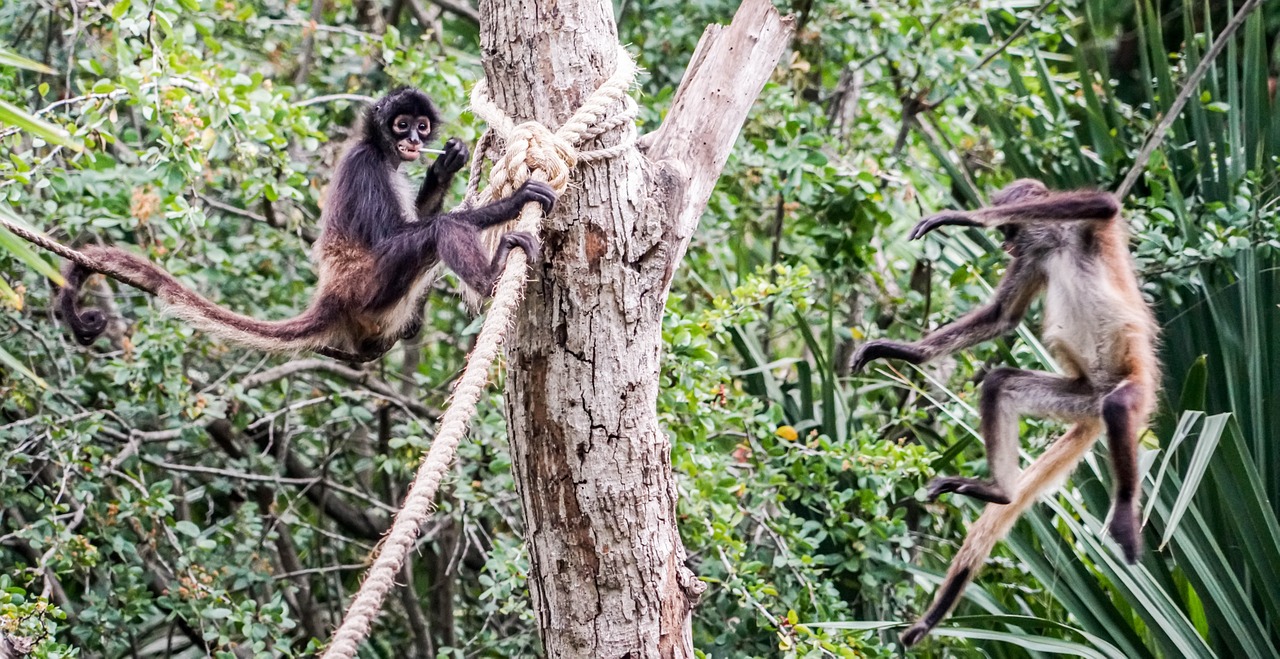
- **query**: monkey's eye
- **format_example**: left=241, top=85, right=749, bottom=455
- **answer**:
left=396, top=120, right=408, bottom=130
left=418, top=122, right=428, bottom=132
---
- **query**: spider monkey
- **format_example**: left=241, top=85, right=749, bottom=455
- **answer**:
left=851, top=179, right=1160, bottom=646
left=57, top=87, right=556, bottom=362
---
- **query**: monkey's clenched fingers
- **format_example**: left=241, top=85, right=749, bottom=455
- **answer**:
left=434, top=137, right=469, bottom=174
left=515, top=180, right=557, bottom=215
left=503, top=231, right=541, bottom=263
left=850, top=339, right=926, bottom=372
left=909, top=212, right=982, bottom=240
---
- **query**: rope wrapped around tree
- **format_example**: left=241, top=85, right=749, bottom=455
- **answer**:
left=320, top=46, right=638, bottom=658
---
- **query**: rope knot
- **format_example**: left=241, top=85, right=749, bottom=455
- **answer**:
left=492, top=121, right=578, bottom=195
left=464, top=46, right=639, bottom=208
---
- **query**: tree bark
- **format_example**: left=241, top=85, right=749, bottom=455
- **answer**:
left=477, top=0, right=792, bottom=656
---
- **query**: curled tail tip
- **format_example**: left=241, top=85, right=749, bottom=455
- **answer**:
left=68, top=308, right=108, bottom=345
left=57, top=262, right=109, bottom=345
left=899, top=622, right=931, bottom=647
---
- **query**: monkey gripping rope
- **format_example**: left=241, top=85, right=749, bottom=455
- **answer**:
left=321, top=46, right=637, bottom=659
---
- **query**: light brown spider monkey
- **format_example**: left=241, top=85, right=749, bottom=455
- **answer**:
left=852, top=179, right=1159, bottom=646
left=58, top=87, right=556, bottom=362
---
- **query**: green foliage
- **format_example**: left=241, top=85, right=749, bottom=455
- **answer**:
left=0, top=576, right=75, bottom=658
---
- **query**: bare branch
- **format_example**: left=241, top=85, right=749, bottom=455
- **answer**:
left=140, top=457, right=397, bottom=514
left=236, top=358, right=439, bottom=419
left=1116, top=0, right=1263, bottom=199
left=642, top=0, right=795, bottom=243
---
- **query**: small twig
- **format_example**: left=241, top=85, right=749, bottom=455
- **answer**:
left=274, top=563, right=370, bottom=579
left=415, top=0, right=478, bottom=26
left=238, top=358, right=439, bottom=418
left=293, top=93, right=376, bottom=107
left=972, top=0, right=1053, bottom=74
left=140, top=457, right=397, bottom=513
left=1116, top=0, right=1263, bottom=199
left=262, top=19, right=377, bottom=41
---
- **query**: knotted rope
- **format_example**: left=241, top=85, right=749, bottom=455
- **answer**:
left=321, top=46, right=637, bottom=659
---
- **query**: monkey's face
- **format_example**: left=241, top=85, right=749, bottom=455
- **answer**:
left=390, top=114, right=433, bottom=161
left=365, top=87, right=441, bottom=163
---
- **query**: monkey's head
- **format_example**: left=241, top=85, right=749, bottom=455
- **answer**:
left=991, top=179, right=1048, bottom=206
left=992, top=179, right=1047, bottom=254
left=366, top=87, right=441, bottom=164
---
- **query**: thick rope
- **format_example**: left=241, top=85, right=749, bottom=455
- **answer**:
left=321, top=45, right=637, bottom=659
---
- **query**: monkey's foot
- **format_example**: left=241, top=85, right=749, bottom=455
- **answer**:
left=926, top=476, right=1011, bottom=505
left=1108, top=508, right=1142, bottom=563
left=503, top=231, right=541, bottom=263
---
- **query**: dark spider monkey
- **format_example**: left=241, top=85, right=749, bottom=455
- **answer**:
left=852, top=179, right=1159, bottom=646
left=58, top=87, right=556, bottom=362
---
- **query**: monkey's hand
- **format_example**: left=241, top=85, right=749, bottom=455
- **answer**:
left=909, top=212, right=983, bottom=240
left=432, top=137, right=469, bottom=175
left=513, top=180, right=557, bottom=216
left=850, top=339, right=927, bottom=372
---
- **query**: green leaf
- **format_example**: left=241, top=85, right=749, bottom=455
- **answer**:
left=932, top=626, right=1117, bottom=659
left=0, top=345, right=48, bottom=389
left=0, top=98, right=83, bottom=151
left=0, top=48, right=55, bottom=74
left=0, top=276, right=20, bottom=309
left=0, top=206, right=66, bottom=285
left=1160, top=412, right=1227, bottom=548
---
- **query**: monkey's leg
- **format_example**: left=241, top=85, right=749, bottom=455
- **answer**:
left=365, top=225, right=443, bottom=314
left=434, top=218, right=539, bottom=296
left=851, top=258, right=1043, bottom=371
left=929, top=368, right=1098, bottom=504
left=1100, top=378, right=1147, bottom=563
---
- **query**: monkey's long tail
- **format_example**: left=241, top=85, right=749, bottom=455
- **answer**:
left=57, top=245, right=331, bottom=353
left=900, top=418, right=1105, bottom=647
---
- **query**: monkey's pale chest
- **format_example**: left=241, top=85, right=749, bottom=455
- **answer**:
left=1040, top=256, right=1124, bottom=378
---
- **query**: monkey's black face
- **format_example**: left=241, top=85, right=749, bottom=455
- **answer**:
left=390, top=114, right=433, bottom=161
left=364, top=87, right=441, bottom=163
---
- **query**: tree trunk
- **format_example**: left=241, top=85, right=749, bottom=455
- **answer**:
left=478, top=0, right=793, bottom=656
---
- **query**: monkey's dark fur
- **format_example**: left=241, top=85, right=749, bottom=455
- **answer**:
left=58, top=87, right=556, bottom=361
left=852, top=179, right=1159, bottom=646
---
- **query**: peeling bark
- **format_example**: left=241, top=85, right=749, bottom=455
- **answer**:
left=477, top=0, right=793, bottom=656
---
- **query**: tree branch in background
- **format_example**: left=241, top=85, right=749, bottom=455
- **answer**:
left=205, top=419, right=389, bottom=540
left=236, top=358, right=438, bottom=419
left=1116, top=0, right=1263, bottom=198
left=416, top=0, right=479, bottom=26
left=198, top=194, right=319, bottom=243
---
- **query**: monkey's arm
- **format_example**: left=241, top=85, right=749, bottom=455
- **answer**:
left=911, top=192, right=1120, bottom=240
left=416, top=138, right=469, bottom=218
left=439, top=180, right=557, bottom=229
left=851, top=258, right=1043, bottom=371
